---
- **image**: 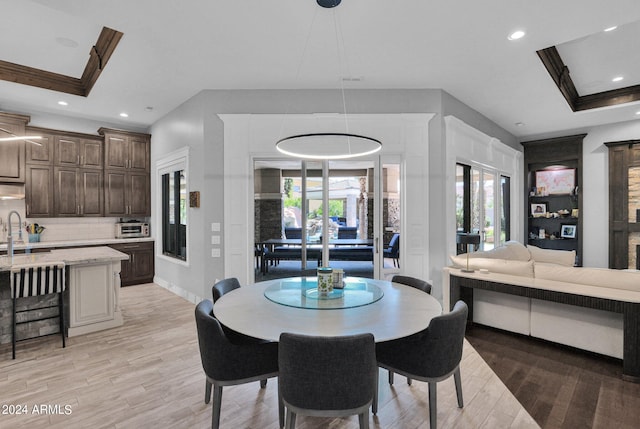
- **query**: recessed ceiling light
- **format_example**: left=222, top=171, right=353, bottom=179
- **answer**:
left=612, top=76, right=624, bottom=82
left=508, top=30, right=526, bottom=41
left=604, top=26, right=618, bottom=32
left=119, top=112, right=129, bottom=118
left=636, top=111, right=640, bottom=115
left=515, top=122, right=525, bottom=127
left=145, top=106, right=154, bottom=112
left=58, top=101, right=68, bottom=106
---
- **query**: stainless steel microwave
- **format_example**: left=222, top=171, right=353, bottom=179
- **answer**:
left=115, top=222, right=150, bottom=238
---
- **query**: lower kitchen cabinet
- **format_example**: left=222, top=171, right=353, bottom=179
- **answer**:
left=67, top=260, right=123, bottom=337
left=108, top=241, right=154, bottom=286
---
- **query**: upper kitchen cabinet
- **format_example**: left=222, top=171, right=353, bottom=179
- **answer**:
left=54, top=134, right=103, bottom=169
left=25, top=127, right=54, bottom=164
left=100, top=128, right=151, bottom=217
left=99, top=128, right=150, bottom=172
left=0, top=112, right=30, bottom=183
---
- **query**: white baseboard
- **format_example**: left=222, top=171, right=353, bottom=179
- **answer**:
left=153, top=276, right=204, bottom=305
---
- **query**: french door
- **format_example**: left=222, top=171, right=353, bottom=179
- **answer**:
left=456, top=163, right=510, bottom=252
left=253, top=156, right=401, bottom=280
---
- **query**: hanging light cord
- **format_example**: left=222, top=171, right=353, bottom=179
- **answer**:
left=331, top=8, right=352, bottom=154
left=277, top=6, right=320, bottom=141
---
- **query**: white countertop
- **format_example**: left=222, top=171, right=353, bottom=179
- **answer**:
left=0, top=237, right=153, bottom=252
left=0, top=246, right=129, bottom=271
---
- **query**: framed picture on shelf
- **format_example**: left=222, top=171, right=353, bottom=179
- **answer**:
left=531, top=202, right=547, bottom=217
left=536, top=168, right=575, bottom=195
left=560, top=224, right=577, bottom=239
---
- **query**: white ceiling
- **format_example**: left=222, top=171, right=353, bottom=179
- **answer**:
left=1, top=0, right=640, bottom=139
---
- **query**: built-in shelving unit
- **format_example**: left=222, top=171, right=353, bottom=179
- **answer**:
left=522, top=134, right=584, bottom=266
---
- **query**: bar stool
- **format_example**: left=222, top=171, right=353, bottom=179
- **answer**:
left=11, top=261, right=66, bottom=359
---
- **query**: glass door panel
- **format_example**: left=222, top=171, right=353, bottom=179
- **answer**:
left=380, top=160, right=401, bottom=278
left=254, top=158, right=378, bottom=280
left=483, top=171, right=495, bottom=250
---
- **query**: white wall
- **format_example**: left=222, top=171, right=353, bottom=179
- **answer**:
left=149, top=93, right=217, bottom=303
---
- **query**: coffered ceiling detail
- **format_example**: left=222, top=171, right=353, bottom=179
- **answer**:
left=0, top=26, right=122, bottom=97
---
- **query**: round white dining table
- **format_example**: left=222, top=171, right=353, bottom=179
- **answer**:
left=213, top=277, right=442, bottom=342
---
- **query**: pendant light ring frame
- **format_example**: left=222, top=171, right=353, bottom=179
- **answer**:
left=276, top=132, right=382, bottom=160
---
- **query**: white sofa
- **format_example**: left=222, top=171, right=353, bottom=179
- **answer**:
left=443, top=241, right=640, bottom=360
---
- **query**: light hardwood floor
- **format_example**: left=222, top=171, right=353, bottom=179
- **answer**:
left=0, top=283, right=538, bottom=428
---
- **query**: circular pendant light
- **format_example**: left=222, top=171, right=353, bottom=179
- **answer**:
left=277, top=1, right=382, bottom=160
left=276, top=133, right=382, bottom=159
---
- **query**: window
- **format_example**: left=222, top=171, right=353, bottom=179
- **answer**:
left=162, top=170, right=187, bottom=260
left=157, top=148, right=189, bottom=262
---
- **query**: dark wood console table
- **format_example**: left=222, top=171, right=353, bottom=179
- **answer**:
left=449, top=273, right=640, bottom=382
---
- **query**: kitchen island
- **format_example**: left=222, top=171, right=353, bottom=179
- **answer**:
left=0, top=246, right=129, bottom=344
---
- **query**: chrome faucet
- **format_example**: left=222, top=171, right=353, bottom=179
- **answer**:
left=7, top=210, right=22, bottom=260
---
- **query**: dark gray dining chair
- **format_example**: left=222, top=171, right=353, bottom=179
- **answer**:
left=389, top=274, right=432, bottom=385
left=374, top=300, right=468, bottom=429
left=210, top=278, right=273, bottom=395
left=391, top=275, right=432, bottom=295
left=195, top=300, right=281, bottom=429
left=278, top=332, right=377, bottom=429
left=211, top=277, right=241, bottom=302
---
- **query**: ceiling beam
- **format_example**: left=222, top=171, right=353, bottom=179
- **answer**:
left=537, top=45, right=640, bottom=112
left=0, top=60, right=86, bottom=96
left=0, top=26, right=123, bottom=97
left=81, top=27, right=124, bottom=95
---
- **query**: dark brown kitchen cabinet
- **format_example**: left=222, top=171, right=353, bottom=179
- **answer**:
left=25, top=129, right=54, bottom=164
left=109, top=241, right=154, bottom=286
left=54, top=135, right=103, bottom=168
left=104, top=170, right=150, bottom=217
left=99, top=128, right=150, bottom=172
left=54, top=167, right=104, bottom=216
left=0, top=112, right=29, bottom=183
left=25, top=165, right=54, bottom=217
left=100, top=128, right=151, bottom=217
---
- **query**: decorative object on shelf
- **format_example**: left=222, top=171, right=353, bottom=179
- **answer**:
left=274, top=0, right=382, bottom=160
left=535, top=168, right=575, bottom=195
left=456, top=233, right=481, bottom=273
left=560, top=224, right=577, bottom=239
left=531, top=202, right=547, bottom=217
left=571, top=208, right=579, bottom=218
left=538, top=228, right=546, bottom=239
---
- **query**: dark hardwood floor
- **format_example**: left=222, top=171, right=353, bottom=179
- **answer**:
left=466, top=324, right=640, bottom=429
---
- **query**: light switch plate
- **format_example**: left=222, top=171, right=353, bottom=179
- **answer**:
left=211, top=248, right=221, bottom=258
left=211, top=222, right=221, bottom=232
left=211, top=235, right=220, bottom=245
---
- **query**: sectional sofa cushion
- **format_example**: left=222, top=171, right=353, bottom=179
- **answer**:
left=535, top=263, right=640, bottom=291
left=464, top=240, right=531, bottom=261
left=527, top=245, right=576, bottom=266
left=449, top=256, right=535, bottom=277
